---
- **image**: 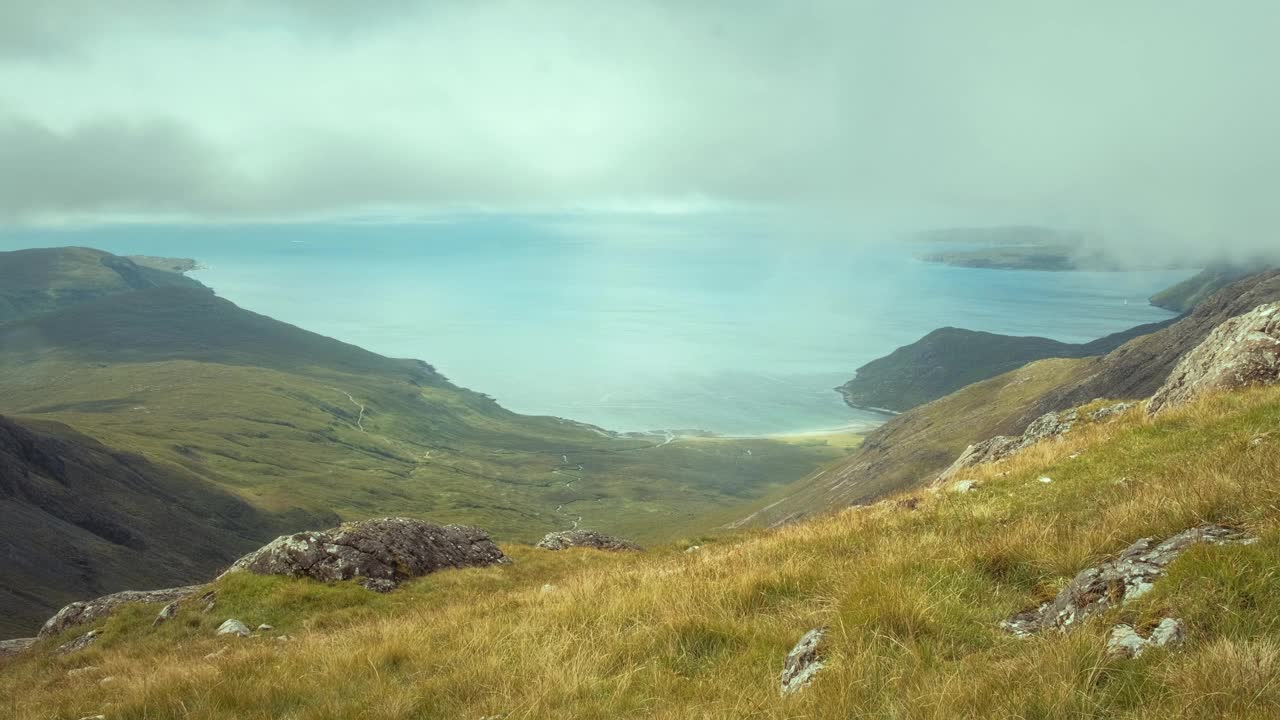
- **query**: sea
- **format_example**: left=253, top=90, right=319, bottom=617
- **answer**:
left=0, top=214, right=1191, bottom=436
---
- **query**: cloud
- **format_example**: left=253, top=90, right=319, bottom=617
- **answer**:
left=1, top=1, right=1278, bottom=263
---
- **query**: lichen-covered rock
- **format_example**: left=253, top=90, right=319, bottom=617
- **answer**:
left=39, top=585, right=203, bottom=638
left=56, top=629, right=101, bottom=655
left=153, top=601, right=179, bottom=627
left=0, top=637, right=35, bottom=658
left=1107, top=618, right=1185, bottom=658
left=936, top=436, right=1022, bottom=483
left=1003, top=525, right=1253, bottom=636
left=358, top=578, right=398, bottom=593
left=937, top=410, right=1079, bottom=484
left=535, top=530, right=642, bottom=552
left=779, top=628, right=826, bottom=695
left=1149, top=302, right=1280, bottom=415
left=1089, top=401, right=1135, bottom=422
left=216, top=619, right=251, bottom=637
left=222, top=517, right=507, bottom=583
left=1021, top=409, right=1078, bottom=445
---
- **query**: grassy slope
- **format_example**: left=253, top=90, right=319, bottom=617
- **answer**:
left=741, top=357, right=1090, bottom=528
left=4, top=387, right=1278, bottom=719
left=0, top=416, right=315, bottom=638
left=0, top=280, right=842, bottom=550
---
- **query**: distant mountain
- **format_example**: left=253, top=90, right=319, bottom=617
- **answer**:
left=0, top=414, right=324, bottom=637
left=0, top=247, right=838, bottom=633
left=913, top=226, right=1191, bottom=272
left=837, top=320, right=1174, bottom=413
left=746, top=269, right=1280, bottom=526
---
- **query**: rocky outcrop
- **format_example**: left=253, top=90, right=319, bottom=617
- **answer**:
left=56, top=629, right=101, bottom=655
left=0, top=636, right=35, bottom=658
left=535, top=530, right=642, bottom=552
left=39, top=585, right=203, bottom=638
left=223, top=517, right=507, bottom=584
left=936, top=409, right=1078, bottom=483
left=780, top=628, right=826, bottom=695
left=1003, top=525, right=1254, bottom=636
left=1107, top=618, right=1185, bottom=658
left=1148, top=302, right=1280, bottom=415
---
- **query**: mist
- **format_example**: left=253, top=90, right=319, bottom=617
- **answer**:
left=2, top=1, right=1278, bottom=265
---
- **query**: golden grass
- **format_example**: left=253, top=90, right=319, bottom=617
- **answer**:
left=4, top=387, right=1280, bottom=719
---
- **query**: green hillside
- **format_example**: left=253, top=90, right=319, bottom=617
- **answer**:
left=4, top=384, right=1278, bottom=719
left=838, top=321, right=1172, bottom=413
left=0, top=248, right=842, bottom=632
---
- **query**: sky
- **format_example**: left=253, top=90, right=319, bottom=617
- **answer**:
left=1, top=1, right=1278, bottom=263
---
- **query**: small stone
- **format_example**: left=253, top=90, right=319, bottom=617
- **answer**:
left=1038, top=476, right=1053, bottom=484
left=77, top=715, right=106, bottom=720
left=780, top=628, right=826, bottom=696
left=256, top=624, right=274, bottom=632
left=98, top=676, right=118, bottom=689
left=204, top=646, right=228, bottom=660
left=216, top=619, right=251, bottom=637
left=153, top=601, right=179, bottom=626
left=950, top=479, right=979, bottom=493
left=67, top=666, right=101, bottom=678
left=685, top=545, right=702, bottom=553
left=275, top=635, right=294, bottom=642
left=1107, top=625, right=1148, bottom=658
left=540, top=584, right=557, bottom=594
left=1149, top=617, right=1186, bottom=649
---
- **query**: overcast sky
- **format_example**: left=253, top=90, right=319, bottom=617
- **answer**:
left=1, top=1, right=1277, bottom=261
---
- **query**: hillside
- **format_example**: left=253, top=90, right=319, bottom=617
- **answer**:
left=766, top=270, right=1280, bottom=525
left=0, top=415, right=324, bottom=638
left=837, top=320, right=1173, bottom=413
left=1026, top=269, right=1280, bottom=420
left=0, top=246, right=205, bottom=322
left=1149, top=263, right=1270, bottom=313
left=3, top=384, right=1277, bottom=719
left=0, top=248, right=842, bottom=633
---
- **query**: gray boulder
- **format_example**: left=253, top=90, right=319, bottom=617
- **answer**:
left=1003, top=525, right=1254, bottom=636
left=779, top=628, right=826, bottom=695
left=222, top=517, right=507, bottom=584
left=535, top=530, right=642, bottom=552
left=216, top=619, right=251, bottom=637
left=1149, top=302, right=1280, bottom=415
left=39, top=585, right=203, bottom=638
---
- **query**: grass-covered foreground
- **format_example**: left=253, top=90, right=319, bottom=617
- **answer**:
left=5, top=387, right=1280, bottom=719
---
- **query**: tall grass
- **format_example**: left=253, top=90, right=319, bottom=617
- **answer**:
left=5, top=387, right=1280, bottom=719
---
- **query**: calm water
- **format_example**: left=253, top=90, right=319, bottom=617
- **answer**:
left=1, top=215, right=1190, bottom=435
